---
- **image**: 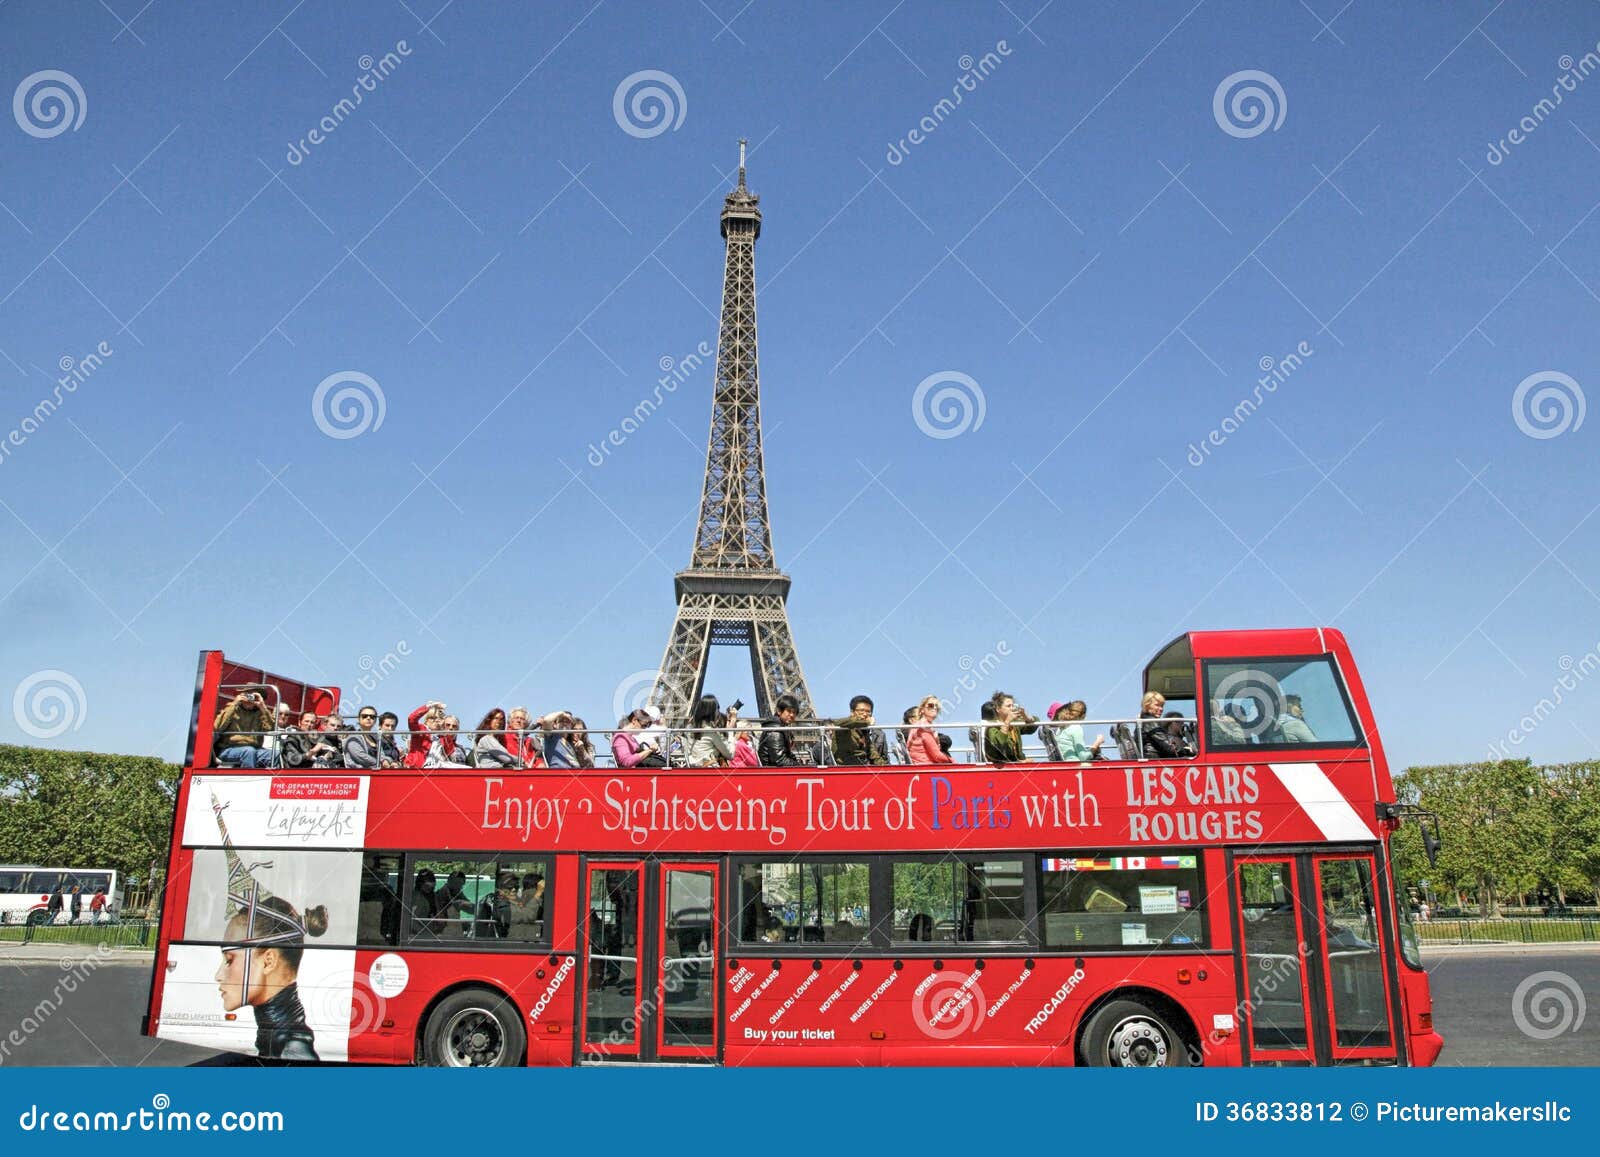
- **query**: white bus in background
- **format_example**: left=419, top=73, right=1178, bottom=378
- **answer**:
left=0, top=866, right=120, bottom=925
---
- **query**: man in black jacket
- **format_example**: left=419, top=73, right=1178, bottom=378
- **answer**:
left=757, top=695, right=802, bottom=766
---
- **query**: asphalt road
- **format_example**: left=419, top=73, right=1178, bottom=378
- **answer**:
left=0, top=946, right=1594, bottom=1067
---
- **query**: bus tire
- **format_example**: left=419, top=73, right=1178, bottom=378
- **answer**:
left=27, top=909, right=51, bottom=927
left=420, top=987, right=525, bottom=1068
left=1079, top=998, right=1190, bottom=1068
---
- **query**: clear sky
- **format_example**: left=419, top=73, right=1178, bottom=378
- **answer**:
left=1, top=0, right=1597, bottom=771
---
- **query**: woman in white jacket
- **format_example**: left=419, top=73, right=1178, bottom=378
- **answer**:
left=686, top=695, right=735, bottom=767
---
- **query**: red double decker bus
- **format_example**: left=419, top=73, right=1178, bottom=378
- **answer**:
left=144, top=627, right=1441, bottom=1067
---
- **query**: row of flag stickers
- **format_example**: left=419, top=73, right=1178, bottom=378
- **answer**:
left=1040, top=855, right=1198, bottom=871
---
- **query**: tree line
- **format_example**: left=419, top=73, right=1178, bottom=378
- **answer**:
left=0, top=744, right=179, bottom=892
left=1393, top=759, right=1600, bottom=915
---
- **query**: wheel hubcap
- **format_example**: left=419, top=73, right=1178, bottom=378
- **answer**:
left=443, top=1008, right=504, bottom=1067
left=1108, top=1017, right=1169, bottom=1067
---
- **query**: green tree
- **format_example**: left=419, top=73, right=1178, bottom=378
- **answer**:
left=0, top=745, right=179, bottom=884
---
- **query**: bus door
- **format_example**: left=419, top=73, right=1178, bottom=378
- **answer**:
left=1231, top=852, right=1399, bottom=1065
left=578, top=860, right=721, bottom=1063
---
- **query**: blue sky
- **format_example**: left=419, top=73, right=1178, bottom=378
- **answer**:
left=1, top=0, right=1597, bottom=771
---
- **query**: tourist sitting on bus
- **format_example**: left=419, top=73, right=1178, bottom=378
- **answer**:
left=757, top=694, right=803, bottom=766
left=907, top=913, right=934, bottom=941
left=473, top=709, right=522, bottom=769
left=541, top=712, right=582, bottom=769
left=1051, top=700, right=1104, bottom=762
left=612, top=710, right=659, bottom=768
left=505, top=707, right=545, bottom=768
left=436, top=870, right=472, bottom=927
left=687, top=695, right=735, bottom=766
left=570, top=718, right=598, bottom=769
left=907, top=695, right=954, bottom=765
left=1139, top=692, right=1195, bottom=759
left=314, top=714, right=347, bottom=768
left=731, top=720, right=761, bottom=767
left=515, top=873, right=545, bottom=925
left=421, top=715, right=468, bottom=768
left=404, top=701, right=446, bottom=768
left=475, top=873, right=515, bottom=939
left=342, top=708, right=385, bottom=769
left=833, top=695, right=888, bottom=766
left=1271, top=694, right=1317, bottom=743
left=1209, top=700, right=1249, bottom=745
left=409, top=869, right=439, bottom=935
left=983, top=691, right=1038, bottom=764
left=374, top=711, right=404, bottom=766
left=261, top=702, right=294, bottom=765
left=214, top=691, right=276, bottom=768
left=889, top=707, right=916, bottom=764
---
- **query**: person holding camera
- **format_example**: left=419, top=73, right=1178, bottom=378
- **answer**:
left=832, top=695, right=889, bottom=766
left=982, top=691, right=1038, bottom=764
left=214, top=690, right=277, bottom=768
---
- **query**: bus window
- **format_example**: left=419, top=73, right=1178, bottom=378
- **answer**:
left=407, top=857, right=549, bottom=944
left=24, top=872, right=65, bottom=896
left=736, top=861, right=870, bottom=945
left=358, top=854, right=404, bottom=947
left=0, top=871, right=27, bottom=893
left=1204, top=657, right=1361, bottom=750
left=891, top=859, right=1025, bottom=943
left=1037, top=855, right=1206, bottom=949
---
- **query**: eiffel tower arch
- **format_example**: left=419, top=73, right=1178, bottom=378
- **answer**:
left=650, top=143, right=815, bottom=726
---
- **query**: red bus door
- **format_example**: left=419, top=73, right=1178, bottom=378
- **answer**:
left=1232, top=852, right=1399, bottom=1065
left=578, top=860, right=721, bottom=1063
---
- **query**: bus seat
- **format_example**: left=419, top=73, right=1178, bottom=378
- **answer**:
left=1109, top=723, right=1140, bottom=761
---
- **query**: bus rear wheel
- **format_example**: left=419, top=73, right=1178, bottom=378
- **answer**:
left=421, top=988, right=525, bottom=1068
left=1079, top=999, right=1190, bottom=1068
left=27, top=910, right=51, bottom=927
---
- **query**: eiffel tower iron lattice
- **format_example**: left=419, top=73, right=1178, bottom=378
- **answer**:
left=649, top=143, right=815, bottom=726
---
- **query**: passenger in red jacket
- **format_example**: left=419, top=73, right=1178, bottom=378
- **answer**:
left=405, top=701, right=444, bottom=769
left=906, top=695, right=953, bottom=765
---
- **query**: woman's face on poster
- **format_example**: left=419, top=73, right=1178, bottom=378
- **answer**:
left=214, top=942, right=286, bottom=1011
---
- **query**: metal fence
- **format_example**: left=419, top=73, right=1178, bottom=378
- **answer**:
left=1415, top=917, right=1600, bottom=945
left=0, top=919, right=157, bottom=949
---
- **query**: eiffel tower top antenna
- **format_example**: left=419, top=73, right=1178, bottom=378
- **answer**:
left=648, top=142, right=815, bottom=725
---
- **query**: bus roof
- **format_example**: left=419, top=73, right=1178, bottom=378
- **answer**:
left=1144, top=628, right=1352, bottom=699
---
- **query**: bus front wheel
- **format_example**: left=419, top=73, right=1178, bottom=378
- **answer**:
left=420, top=988, right=525, bottom=1068
left=1079, top=999, right=1190, bottom=1068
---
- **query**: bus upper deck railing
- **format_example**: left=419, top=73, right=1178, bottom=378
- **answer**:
left=198, top=714, right=1270, bottom=771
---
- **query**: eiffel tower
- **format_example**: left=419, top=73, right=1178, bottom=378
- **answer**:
left=649, top=142, right=815, bottom=725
